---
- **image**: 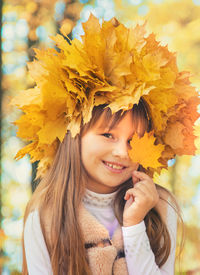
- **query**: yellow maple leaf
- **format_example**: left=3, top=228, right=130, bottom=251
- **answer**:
left=11, top=14, right=200, bottom=178
left=10, top=88, right=41, bottom=108
left=128, top=132, right=165, bottom=170
left=38, top=115, right=67, bottom=144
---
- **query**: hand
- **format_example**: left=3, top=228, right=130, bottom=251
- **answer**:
left=123, top=170, right=159, bottom=227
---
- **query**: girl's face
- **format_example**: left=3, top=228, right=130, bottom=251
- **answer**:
left=81, top=110, right=145, bottom=194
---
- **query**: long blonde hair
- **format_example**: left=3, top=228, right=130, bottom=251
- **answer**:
left=22, top=99, right=183, bottom=274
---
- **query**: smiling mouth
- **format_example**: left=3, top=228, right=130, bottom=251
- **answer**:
left=102, top=161, right=127, bottom=171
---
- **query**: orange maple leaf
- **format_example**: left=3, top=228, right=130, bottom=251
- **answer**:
left=128, top=132, right=165, bottom=170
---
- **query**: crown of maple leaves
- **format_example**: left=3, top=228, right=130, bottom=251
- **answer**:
left=11, top=14, right=200, bottom=178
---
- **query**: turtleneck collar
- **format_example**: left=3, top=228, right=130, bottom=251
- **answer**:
left=83, top=188, right=118, bottom=208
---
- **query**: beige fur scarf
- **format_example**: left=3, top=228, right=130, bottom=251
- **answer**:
left=79, top=206, right=129, bottom=275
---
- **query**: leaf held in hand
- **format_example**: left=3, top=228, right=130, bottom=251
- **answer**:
left=128, top=132, right=165, bottom=169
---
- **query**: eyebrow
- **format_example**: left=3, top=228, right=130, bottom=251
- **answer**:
left=96, top=125, right=109, bottom=131
left=95, top=121, right=111, bottom=131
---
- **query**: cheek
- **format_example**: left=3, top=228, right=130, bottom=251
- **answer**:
left=81, top=138, right=90, bottom=164
left=130, top=162, right=140, bottom=171
left=81, top=135, right=107, bottom=159
left=81, top=136, right=100, bottom=164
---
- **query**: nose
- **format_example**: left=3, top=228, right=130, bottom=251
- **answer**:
left=111, top=140, right=129, bottom=159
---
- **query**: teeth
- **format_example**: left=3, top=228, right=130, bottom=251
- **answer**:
left=105, top=162, right=124, bottom=170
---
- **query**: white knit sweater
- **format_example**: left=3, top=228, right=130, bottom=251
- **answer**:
left=24, top=189, right=177, bottom=274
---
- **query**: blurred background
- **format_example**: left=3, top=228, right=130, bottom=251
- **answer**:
left=1, top=0, right=200, bottom=274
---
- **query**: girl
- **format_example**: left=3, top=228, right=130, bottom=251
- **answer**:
left=12, top=14, right=199, bottom=275
left=23, top=101, right=179, bottom=275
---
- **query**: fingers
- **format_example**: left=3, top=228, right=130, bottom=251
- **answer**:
left=132, top=169, right=152, bottom=182
left=124, top=185, right=159, bottom=208
left=124, top=186, right=146, bottom=201
left=132, top=170, right=152, bottom=181
left=125, top=178, right=159, bottom=200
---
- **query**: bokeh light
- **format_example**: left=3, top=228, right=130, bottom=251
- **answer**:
left=1, top=0, right=200, bottom=273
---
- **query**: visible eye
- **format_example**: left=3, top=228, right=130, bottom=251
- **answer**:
left=102, top=133, right=113, bottom=139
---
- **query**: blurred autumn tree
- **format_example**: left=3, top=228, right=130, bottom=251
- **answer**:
left=1, top=0, right=200, bottom=274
